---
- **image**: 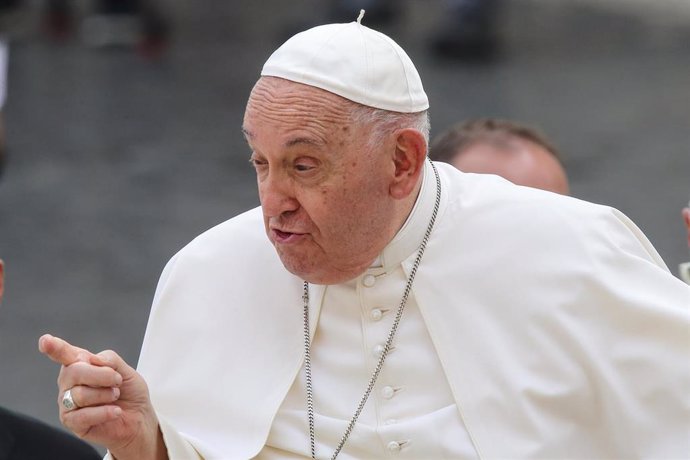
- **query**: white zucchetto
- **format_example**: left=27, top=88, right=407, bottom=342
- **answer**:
left=261, top=17, right=429, bottom=113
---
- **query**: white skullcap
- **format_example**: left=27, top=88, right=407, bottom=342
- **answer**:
left=261, top=15, right=429, bottom=113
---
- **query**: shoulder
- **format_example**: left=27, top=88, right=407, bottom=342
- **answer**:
left=433, top=162, right=667, bottom=268
left=165, top=206, right=276, bottom=272
left=149, top=206, right=289, bottom=304
left=183, top=206, right=267, bottom=255
left=437, top=160, right=607, bottom=227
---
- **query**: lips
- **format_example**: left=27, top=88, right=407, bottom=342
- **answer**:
left=271, top=228, right=306, bottom=244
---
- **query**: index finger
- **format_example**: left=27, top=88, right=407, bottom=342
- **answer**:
left=38, top=334, right=107, bottom=367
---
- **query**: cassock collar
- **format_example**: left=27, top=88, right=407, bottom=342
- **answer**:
left=376, top=160, right=436, bottom=272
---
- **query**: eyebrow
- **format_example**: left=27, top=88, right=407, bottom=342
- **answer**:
left=285, top=137, right=323, bottom=148
left=242, top=126, right=324, bottom=150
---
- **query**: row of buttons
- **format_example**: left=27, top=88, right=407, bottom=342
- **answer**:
left=362, top=271, right=406, bottom=455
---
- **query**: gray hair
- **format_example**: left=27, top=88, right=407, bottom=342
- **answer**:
left=349, top=103, right=430, bottom=151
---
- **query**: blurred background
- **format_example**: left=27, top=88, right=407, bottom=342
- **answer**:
left=0, top=0, right=688, bottom=452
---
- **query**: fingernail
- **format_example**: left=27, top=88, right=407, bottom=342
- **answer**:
left=112, top=387, right=120, bottom=400
left=115, top=373, right=123, bottom=386
left=38, top=335, right=49, bottom=351
left=113, top=407, right=123, bottom=417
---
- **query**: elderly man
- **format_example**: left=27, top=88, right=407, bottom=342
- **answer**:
left=40, top=14, right=689, bottom=460
left=431, top=118, right=570, bottom=195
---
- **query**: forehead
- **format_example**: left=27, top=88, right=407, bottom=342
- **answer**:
left=243, top=77, right=353, bottom=144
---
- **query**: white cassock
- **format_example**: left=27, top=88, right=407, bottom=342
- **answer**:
left=106, top=162, right=690, bottom=459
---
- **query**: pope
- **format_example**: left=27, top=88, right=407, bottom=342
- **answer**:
left=40, top=13, right=689, bottom=460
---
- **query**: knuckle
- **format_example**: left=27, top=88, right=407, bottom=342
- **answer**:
left=70, top=361, right=90, bottom=371
left=56, top=366, right=67, bottom=386
left=59, top=411, right=69, bottom=427
left=70, top=387, right=81, bottom=406
left=62, top=411, right=87, bottom=437
left=98, top=349, right=119, bottom=362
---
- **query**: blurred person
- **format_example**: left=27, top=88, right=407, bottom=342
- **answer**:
left=0, top=260, right=102, bottom=460
left=39, top=15, right=690, bottom=459
left=430, top=118, right=570, bottom=194
left=432, top=0, right=501, bottom=59
left=44, top=0, right=169, bottom=58
left=328, top=0, right=501, bottom=60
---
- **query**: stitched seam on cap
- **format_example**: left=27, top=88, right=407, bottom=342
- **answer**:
left=302, top=23, right=348, bottom=84
left=388, top=38, right=417, bottom=112
left=358, top=25, right=372, bottom=106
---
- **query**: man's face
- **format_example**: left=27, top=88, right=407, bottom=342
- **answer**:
left=452, top=139, right=570, bottom=195
left=243, top=77, right=398, bottom=284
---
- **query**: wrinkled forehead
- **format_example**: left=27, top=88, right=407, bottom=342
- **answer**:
left=243, top=77, right=357, bottom=141
left=246, top=76, right=354, bottom=115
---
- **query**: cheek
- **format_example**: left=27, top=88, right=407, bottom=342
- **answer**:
left=321, top=183, right=382, bottom=234
left=304, top=187, right=355, bottom=233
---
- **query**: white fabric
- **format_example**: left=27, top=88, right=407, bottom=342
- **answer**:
left=258, top=168, right=477, bottom=459
left=261, top=21, right=428, bottom=113
left=136, top=162, right=690, bottom=459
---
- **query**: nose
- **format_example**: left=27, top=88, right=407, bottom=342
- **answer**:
left=259, top=172, right=299, bottom=218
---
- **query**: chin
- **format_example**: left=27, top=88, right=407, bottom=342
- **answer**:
left=276, top=249, right=367, bottom=285
left=279, top=258, right=340, bottom=285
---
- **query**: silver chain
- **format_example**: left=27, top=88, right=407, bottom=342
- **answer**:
left=303, top=160, right=442, bottom=460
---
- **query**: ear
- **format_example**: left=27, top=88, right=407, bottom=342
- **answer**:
left=0, top=259, right=4, bottom=301
left=389, top=129, right=427, bottom=199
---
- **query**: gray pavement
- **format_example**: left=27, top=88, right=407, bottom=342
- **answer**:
left=0, top=0, right=688, bottom=450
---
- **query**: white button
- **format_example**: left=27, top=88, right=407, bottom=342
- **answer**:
left=373, top=344, right=385, bottom=358
left=362, top=274, right=376, bottom=287
left=387, top=441, right=401, bottom=453
left=381, top=386, right=395, bottom=399
left=370, top=308, right=383, bottom=321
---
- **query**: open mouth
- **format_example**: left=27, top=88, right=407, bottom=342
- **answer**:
left=272, top=229, right=304, bottom=244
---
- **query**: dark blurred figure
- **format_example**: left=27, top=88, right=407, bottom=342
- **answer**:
left=431, top=118, right=570, bottom=195
left=0, top=260, right=102, bottom=460
left=329, top=0, right=501, bottom=60
left=44, top=0, right=170, bottom=58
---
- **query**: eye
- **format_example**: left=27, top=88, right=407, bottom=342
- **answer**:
left=249, top=155, right=267, bottom=168
left=295, top=163, right=314, bottom=172
left=249, top=156, right=269, bottom=180
left=294, top=157, right=319, bottom=173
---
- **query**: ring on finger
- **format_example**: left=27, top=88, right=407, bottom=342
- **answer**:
left=62, top=388, right=78, bottom=411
